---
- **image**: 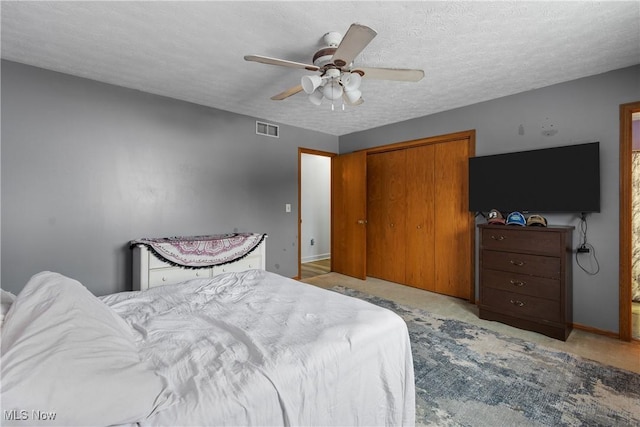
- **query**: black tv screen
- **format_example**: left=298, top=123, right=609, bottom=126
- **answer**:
left=468, top=142, right=600, bottom=213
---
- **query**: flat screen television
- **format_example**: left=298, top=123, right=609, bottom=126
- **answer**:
left=468, top=142, right=600, bottom=213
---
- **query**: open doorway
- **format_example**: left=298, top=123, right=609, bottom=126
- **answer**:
left=298, top=148, right=335, bottom=279
left=631, top=112, right=640, bottom=340
left=619, top=101, right=640, bottom=342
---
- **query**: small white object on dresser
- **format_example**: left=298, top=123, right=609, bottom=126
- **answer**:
left=131, top=234, right=266, bottom=291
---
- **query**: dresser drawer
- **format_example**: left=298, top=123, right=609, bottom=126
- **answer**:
left=481, top=228, right=561, bottom=256
left=482, top=250, right=561, bottom=279
left=133, top=237, right=267, bottom=291
left=481, top=287, right=561, bottom=323
left=482, top=269, right=560, bottom=300
left=214, top=255, right=261, bottom=274
left=148, top=267, right=211, bottom=287
left=149, top=253, right=172, bottom=269
left=478, top=224, right=573, bottom=341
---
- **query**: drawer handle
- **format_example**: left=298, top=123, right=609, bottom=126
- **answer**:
left=491, top=235, right=505, bottom=241
left=510, top=260, right=525, bottom=266
left=510, top=279, right=526, bottom=287
left=162, top=277, right=167, bottom=282
left=196, top=272, right=200, bottom=277
left=510, top=299, right=525, bottom=307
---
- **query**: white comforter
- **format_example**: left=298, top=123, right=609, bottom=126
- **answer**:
left=101, top=269, right=415, bottom=426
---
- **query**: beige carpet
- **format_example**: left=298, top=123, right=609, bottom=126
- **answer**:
left=330, top=284, right=640, bottom=427
left=301, top=272, right=640, bottom=374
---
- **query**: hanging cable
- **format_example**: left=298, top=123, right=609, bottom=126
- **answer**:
left=575, top=212, right=600, bottom=275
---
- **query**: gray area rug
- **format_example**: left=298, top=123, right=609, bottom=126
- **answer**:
left=330, top=286, right=640, bottom=427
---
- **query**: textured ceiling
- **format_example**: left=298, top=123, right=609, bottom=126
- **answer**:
left=2, top=1, right=639, bottom=136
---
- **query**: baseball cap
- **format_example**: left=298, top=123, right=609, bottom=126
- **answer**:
left=506, top=211, right=526, bottom=226
left=487, top=209, right=506, bottom=225
left=526, top=214, right=548, bottom=227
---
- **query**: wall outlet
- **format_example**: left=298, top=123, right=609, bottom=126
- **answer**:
left=310, top=238, right=315, bottom=246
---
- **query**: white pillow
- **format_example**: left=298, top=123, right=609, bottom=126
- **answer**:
left=0, top=289, right=16, bottom=328
left=1, top=272, right=175, bottom=426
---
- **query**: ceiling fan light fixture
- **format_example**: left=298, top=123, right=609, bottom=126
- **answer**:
left=323, top=80, right=343, bottom=100
left=341, top=72, right=362, bottom=91
left=308, top=88, right=324, bottom=105
left=345, top=88, right=362, bottom=104
left=301, top=75, right=324, bottom=94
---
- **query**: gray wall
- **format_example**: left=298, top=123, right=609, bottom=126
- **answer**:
left=1, top=60, right=338, bottom=296
left=339, top=65, right=640, bottom=333
left=3, top=59, right=639, bottom=333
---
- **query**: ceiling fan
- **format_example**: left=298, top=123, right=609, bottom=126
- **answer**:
left=244, top=23, right=424, bottom=108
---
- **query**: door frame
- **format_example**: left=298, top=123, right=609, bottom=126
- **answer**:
left=297, top=147, right=336, bottom=280
left=619, top=101, right=640, bottom=341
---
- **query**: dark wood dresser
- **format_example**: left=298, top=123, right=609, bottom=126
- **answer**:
left=478, top=224, right=574, bottom=341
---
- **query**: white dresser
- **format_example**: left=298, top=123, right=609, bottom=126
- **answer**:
left=132, top=236, right=266, bottom=291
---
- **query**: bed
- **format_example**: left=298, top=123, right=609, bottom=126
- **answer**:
left=1, top=269, right=415, bottom=425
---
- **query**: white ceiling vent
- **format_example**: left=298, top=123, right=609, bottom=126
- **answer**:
left=256, top=121, right=279, bottom=138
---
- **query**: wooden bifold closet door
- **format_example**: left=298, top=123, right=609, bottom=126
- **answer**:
left=367, top=139, right=471, bottom=299
left=367, top=149, right=408, bottom=284
left=405, top=144, right=436, bottom=290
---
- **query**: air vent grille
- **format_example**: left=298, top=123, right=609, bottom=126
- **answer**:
left=256, top=121, right=279, bottom=138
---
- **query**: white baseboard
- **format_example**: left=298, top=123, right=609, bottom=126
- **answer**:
left=301, top=253, right=330, bottom=263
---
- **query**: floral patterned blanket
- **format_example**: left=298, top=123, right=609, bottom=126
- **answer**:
left=130, top=233, right=266, bottom=268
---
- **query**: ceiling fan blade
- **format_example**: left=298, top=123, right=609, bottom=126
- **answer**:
left=354, top=67, right=424, bottom=82
left=332, top=24, right=377, bottom=68
left=271, top=85, right=303, bottom=101
left=244, top=55, right=320, bottom=72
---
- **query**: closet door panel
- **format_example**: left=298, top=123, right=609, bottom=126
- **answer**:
left=367, top=150, right=406, bottom=283
left=405, top=144, right=436, bottom=290
left=434, top=139, right=471, bottom=299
